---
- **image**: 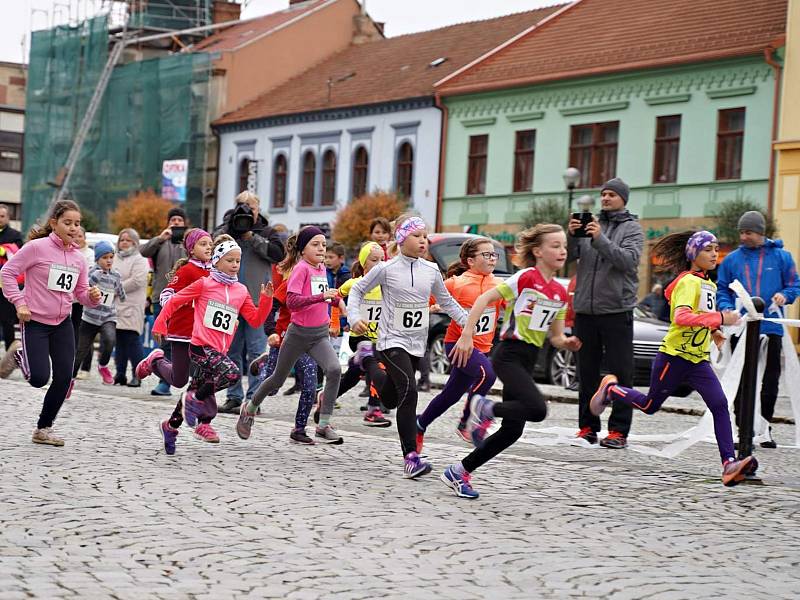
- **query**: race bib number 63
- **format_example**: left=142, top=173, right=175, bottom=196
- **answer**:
left=203, top=300, right=237, bottom=334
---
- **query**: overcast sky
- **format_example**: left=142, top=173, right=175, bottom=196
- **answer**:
left=1, top=0, right=558, bottom=64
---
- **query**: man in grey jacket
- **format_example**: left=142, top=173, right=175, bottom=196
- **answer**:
left=140, top=207, right=187, bottom=396
left=568, top=178, right=643, bottom=449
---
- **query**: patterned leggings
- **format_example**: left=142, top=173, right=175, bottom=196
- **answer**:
left=259, top=345, right=317, bottom=430
left=167, top=344, right=240, bottom=428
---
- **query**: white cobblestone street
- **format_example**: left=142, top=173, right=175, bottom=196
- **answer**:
left=2, top=371, right=799, bottom=599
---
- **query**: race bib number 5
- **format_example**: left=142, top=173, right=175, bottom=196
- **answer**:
left=394, top=302, right=430, bottom=331
left=528, top=298, right=564, bottom=332
left=699, top=284, right=715, bottom=313
left=47, top=264, right=79, bottom=293
left=203, top=300, right=237, bottom=334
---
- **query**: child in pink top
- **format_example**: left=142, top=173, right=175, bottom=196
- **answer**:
left=0, top=200, right=101, bottom=446
left=237, top=226, right=344, bottom=444
left=153, top=237, right=273, bottom=449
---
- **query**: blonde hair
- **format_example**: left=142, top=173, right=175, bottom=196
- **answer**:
left=235, top=190, right=259, bottom=207
left=278, top=233, right=299, bottom=276
left=515, top=224, right=564, bottom=269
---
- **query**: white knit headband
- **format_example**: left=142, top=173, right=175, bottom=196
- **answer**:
left=211, top=240, right=241, bottom=266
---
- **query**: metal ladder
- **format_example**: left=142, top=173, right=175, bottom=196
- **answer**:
left=53, top=38, right=125, bottom=202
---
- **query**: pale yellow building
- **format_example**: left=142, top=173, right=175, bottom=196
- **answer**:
left=0, top=61, right=25, bottom=230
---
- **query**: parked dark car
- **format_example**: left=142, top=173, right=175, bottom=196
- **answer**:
left=425, top=246, right=668, bottom=387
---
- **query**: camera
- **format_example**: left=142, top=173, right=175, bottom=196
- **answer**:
left=228, top=203, right=255, bottom=237
left=571, top=195, right=595, bottom=238
left=170, top=226, right=186, bottom=244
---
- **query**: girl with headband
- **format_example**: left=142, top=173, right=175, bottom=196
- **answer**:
left=152, top=236, right=273, bottom=452
left=137, top=228, right=214, bottom=452
left=237, top=226, right=345, bottom=445
left=321, top=241, right=391, bottom=428
left=589, top=230, right=756, bottom=487
left=349, top=214, right=468, bottom=479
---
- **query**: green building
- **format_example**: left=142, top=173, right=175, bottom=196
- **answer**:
left=435, top=0, right=788, bottom=283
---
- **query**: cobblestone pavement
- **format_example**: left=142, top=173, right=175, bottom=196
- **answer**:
left=2, top=369, right=800, bottom=599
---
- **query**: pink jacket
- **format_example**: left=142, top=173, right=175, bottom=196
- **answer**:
left=153, top=276, right=272, bottom=354
left=1, top=232, right=98, bottom=325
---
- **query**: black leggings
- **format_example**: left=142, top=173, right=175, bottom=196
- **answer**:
left=338, top=337, right=385, bottom=408
left=462, top=339, right=545, bottom=473
left=115, top=329, right=143, bottom=380
left=20, top=318, right=75, bottom=429
left=376, top=347, right=420, bottom=456
left=73, top=321, right=116, bottom=377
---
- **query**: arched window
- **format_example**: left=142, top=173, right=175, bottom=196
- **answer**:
left=301, top=151, right=316, bottom=207
left=321, top=149, right=337, bottom=206
left=396, top=142, right=414, bottom=200
left=352, top=146, right=369, bottom=199
left=238, top=157, right=253, bottom=194
left=272, top=154, right=287, bottom=209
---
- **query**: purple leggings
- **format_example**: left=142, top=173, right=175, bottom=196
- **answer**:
left=259, top=345, right=317, bottom=430
left=153, top=341, right=191, bottom=388
left=417, top=343, right=495, bottom=431
left=610, top=352, right=735, bottom=463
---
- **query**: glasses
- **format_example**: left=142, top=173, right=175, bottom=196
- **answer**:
left=478, top=251, right=500, bottom=260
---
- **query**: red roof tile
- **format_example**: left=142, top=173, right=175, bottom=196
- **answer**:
left=193, top=0, right=334, bottom=53
left=214, top=4, right=564, bottom=126
left=437, top=0, right=788, bottom=95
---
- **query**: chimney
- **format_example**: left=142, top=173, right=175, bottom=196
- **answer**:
left=212, top=0, right=241, bottom=23
left=352, top=15, right=383, bottom=44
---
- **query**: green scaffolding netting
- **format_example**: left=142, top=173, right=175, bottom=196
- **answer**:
left=23, top=14, right=211, bottom=231
left=129, top=0, right=212, bottom=31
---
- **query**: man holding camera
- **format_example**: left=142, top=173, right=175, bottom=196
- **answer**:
left=568, top=177, right=643, bottom=449
left=141, top=207, right=188, bottom=396
left=214, top=191, right=286, bottom=414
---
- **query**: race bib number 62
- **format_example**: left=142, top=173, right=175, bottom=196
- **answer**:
left=394, top=302, right=430, bottom=331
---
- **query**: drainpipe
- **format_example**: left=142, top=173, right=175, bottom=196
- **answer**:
left=434, top=92, right=448, bottom=232
left=765, top=39, right=784, bottom=219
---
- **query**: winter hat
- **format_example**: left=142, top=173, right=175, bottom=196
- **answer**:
left=600, top=177, right=630, bottom=204
left=737, top=210, right=766, bottom=235
left=211, top=240, right=240, bottom=266
left=94, top=240, right=114, bottom=261
left=395, top=216, right=426, bottom=245
left=184, top=228, right=211, bottom=255
left=359, top=242, right=381, bottom=266
left=167, top=207, right=187, bottom=222
left=685, top=231, right=718, bottom=262
left=296, top=226, right=325, bottom=255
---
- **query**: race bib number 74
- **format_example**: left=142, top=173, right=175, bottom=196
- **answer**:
left=528, top=298, right=564, bottom=332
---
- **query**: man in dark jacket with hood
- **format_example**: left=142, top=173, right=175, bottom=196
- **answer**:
left=213, top=191, right=286, bottom=413
left=716, top=210, right=800, bottom=448
left=569, top=178, right=643, bottom=449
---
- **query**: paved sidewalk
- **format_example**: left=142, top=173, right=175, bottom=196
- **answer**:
left=1, top=371, right=799, bottom=599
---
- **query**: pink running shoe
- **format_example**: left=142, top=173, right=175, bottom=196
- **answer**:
left=194, top=423, right=220, bottom=443
left=136, top=348, right=165, bottom=380
left=97, top=364, right=114, bottom=385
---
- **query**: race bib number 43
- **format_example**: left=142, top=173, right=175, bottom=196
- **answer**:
left=394, top=302, right=429, bottom=331
left=528, top=298, right=564, bottom=332
left=203, top=300, right=237, bottom=334
left=47, top=264, right=79, bottom=293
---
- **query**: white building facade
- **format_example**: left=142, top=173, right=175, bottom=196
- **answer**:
left=215, top=98, right=442, bottom=233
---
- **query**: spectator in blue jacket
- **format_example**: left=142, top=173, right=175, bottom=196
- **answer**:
left=716, top=210, right=800, bottom=447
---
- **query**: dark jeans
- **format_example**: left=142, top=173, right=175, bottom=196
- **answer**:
left=462, top=340, right=545, bottom=473
left=152, top=302, right=172, bottom=387
left=73, top=321, right=116, bottom=377
left=71, top=304, right=92, bottom=371
left=115, top=329, right=144, bottom=380
left=575, top=311, right=634, bottom=436
left=20, top=318, right=75, bottom=429
left=0, top=293, right=18, bottom=351
left=731, top=333, right=782, bottom=423
left=338, top=336, right=385, bottom=408
left=376, top=347, right=420, bottom=456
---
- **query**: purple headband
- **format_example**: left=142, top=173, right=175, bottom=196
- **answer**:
left=685, top=231, right=717, bottom=261
left=395, top=217, right=426, bottom=245
left=184, top=229, right=211, bottom=255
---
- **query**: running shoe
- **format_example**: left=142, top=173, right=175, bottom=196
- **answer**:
left=96, top=364, right=114, bottom=385
left=440, top=465, right=479, bottom=499
left=135, top=348, right=164, bottom=380
left=160, top=420, right=178, bottom=455
left=14, top=347, right=29, bottom=381
left=589, top=374, right=618, bottom=416
left=236, top=401, right=256, bottom=440
left=181, top=390, right=202, bottom=429
left=468, top=395, right=494, bottom=448
left=403, top=451, right=431, bottom=479
left=32, top=427, right=64, bottom=447
left=194, top=423, right=220, bottom=443
left=455, top=423, right=471, bottom=444
left=0, top=340, right=21, bottom=379
left=75, top=370, right=89, bottom=381
left=760, top=426, right=777, bottom=449
left=150, top=381, right=172, bottom=396
left=575, top=427, right=598, bottom=445
left=315, top=425, right=343, bottom=445
left=65, top=378, right=75, bottom=400
left=313, top=391, right=323, bottom=424
left=363, top=409, right=391, bottom=427
left=290, top=428, right=315, bottom=445
left=600, top=431, right=628, bottom=449
left=352, top=341, right=374, bottom=367
left=722, top=456, right=755, bottom=487
left=248, top=350, right=270, bottom=376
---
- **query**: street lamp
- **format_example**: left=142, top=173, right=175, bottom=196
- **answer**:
left=563, top=167, right=581, bottom=212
